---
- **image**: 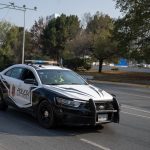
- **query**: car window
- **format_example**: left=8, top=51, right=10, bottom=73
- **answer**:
left=21, top=69, right=36, bottom=80
left=5, top=69, right=12, bottom=77
left=5, top=67, right=24, bottom=79
left=37, top=69, right=87, bottom=85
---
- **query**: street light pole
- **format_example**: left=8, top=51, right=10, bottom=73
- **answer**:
left=22, top=9, right=26, bottom=64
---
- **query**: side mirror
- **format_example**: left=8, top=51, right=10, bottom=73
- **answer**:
left=24, top=79, right=38, bottom=85
left=81, top=75, right=94, bottom=81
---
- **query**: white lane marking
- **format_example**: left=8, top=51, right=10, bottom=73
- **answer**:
left=121, top=111, right=150, bottom=119
left=122, top=105, right=150, bottom=114
left=80, top=138, right=111, bottom=150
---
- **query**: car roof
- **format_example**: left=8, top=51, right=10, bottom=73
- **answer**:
left=34, top=65, right=69, bottom=70
left=4, top=64, right=70, bottom=71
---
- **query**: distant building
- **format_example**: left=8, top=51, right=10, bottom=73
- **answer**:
left=46, top=13, right=60, bottom=22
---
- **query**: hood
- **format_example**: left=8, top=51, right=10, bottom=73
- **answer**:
left=43, top=84, right=113, bottom=102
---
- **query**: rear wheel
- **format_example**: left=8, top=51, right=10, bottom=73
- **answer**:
left=0, top=92, right=8, bottom=111
left=37, top=100, right=55, bottom=129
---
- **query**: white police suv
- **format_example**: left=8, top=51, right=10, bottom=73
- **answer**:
left=0, top=61, right=119, bottom=128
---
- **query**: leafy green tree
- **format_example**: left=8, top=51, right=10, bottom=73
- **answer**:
left=94, top=36, right=118, bottom=72
left=7, top=27, right=23, bottom=63
left=42, top=14, right=80, bottom=60
left=0, top=21, right=11, bottom=47
left=0, top=21, right=14, bottom=69
left=42, top=18, right=57, bottom=59
left=86, top=12, right=114, bottom=35
left=86, top=12, right=118, bottom=72
left=0, top=21, right=33, bottom=69
left=113, top=0, right=150, bottom=63
left=3, top=26, right=32, bottom=64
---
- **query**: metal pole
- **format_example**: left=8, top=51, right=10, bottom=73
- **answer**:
left=22, top=10, right=26, bottom=64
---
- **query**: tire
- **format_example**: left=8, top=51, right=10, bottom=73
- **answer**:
left=0, top=92, right=8, bottom=111
left=37, top=100, right=55, bottom=129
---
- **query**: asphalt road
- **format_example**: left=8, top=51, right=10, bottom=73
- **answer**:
left=0, top=82, right=150, bottom=150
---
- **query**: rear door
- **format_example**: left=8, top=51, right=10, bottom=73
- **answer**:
left=2, top=67, right=24, bottom=106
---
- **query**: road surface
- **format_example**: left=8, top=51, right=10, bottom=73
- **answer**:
left=0, top=82, right=150, bottom=150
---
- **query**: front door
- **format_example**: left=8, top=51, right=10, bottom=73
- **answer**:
left=17, top=69, right=38, bottom=108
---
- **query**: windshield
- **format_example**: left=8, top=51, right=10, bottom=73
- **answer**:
left=37, top=69, right=87, bottom=85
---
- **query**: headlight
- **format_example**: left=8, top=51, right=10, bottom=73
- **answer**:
left=55, top=97, right=81, bottom=108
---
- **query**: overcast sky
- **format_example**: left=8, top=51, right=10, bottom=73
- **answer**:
left=0, top=0, right=121, bottom=29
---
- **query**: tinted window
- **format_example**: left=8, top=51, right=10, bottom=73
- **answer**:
left=21, top=69, right=36, bottom=80
left=9, top=68, right=24, bottom=79
left=5, top=69, right=12, bottom=77
left=5, top=67, right=24, bottom=79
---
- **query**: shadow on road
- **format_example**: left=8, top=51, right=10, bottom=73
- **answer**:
left=0, top=108, right=104, bottom=137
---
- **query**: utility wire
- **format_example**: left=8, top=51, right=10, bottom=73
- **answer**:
left=0, top=2, right=37, bottom=11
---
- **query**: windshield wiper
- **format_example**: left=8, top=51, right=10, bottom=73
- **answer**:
left=46, top=83, right=80, bottom=85
left=47, top=83, right=63, bottom=85
left=70, top=83, right=79, bottom=85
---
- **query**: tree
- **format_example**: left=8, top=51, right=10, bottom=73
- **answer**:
left=86, top=12, right=114, bottom=35
left=3, top=26, right=32, bottom=64
left=0, top=21, right=14, bottom=69
left=113, top=0, right=150, bottom=63
left=30, top=17, right=45, bottom=51
left=86, top=12, right=118, bottom=72
left=27, top=17, right=46, bottom=60
left=42, top=14, right=80, bottom=60
left=0, top=21, right=11, bottom=47
left=65, top=31, right=93, bottom=58
left=94, top=36, right=118, bottom=72
left=0, top=21, right=33, bottom=69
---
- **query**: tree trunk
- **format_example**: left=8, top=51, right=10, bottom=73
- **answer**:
left=98, top=59, right=103, bottom=73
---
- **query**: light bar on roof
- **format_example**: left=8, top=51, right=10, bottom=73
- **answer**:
left=25, top=60, right=58, bottom=65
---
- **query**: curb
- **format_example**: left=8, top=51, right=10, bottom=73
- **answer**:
left=89, top=80, right=150, bottom=88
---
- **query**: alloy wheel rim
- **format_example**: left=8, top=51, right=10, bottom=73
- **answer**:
left=40, top=107, right=52, bottom=124
left=44, top=110, right=49, bottom=118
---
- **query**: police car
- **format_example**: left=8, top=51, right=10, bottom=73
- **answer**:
left=0, top=61, right=119, bottom=128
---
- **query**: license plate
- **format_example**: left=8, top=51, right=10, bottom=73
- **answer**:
left=98, top=114, right=108, bottom=122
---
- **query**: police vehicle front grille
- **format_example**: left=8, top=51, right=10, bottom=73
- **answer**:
left=85, top=101, right=114, bottom=111
left=95, top=102, right=114, bottom=111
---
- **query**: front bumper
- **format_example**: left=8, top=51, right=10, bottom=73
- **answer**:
left=54, top=98, right=120, bottom=126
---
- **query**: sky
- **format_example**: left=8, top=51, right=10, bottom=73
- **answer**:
left=0, top=0, right=121, bottom=30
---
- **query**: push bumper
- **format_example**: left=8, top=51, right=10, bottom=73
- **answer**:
left=54, top=98, right=120, bottom=126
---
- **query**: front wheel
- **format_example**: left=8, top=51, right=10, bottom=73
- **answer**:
left=0, top=92, right=8, bottom=111
left=37, top=100, right=55, bottom=129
